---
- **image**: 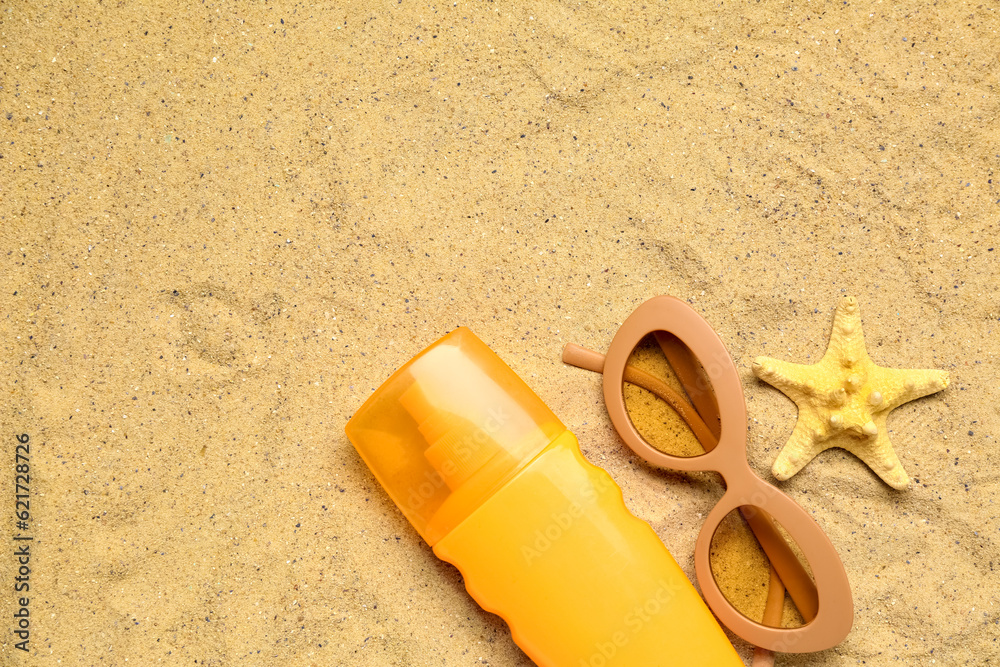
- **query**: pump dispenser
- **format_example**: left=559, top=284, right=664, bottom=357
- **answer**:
left=400, top=384, right=513, bottom=492
left=346, top=328, right=743, bottom=666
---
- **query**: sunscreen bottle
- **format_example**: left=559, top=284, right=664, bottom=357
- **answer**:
left=345, top=328, right=743, bottom=666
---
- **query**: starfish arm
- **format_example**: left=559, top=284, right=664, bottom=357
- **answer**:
left=772, top=420, right=828, bottom=481
left=753, top=356, right=818, bottom=400
left=840, top=429, right=910, bottom=490
left=875, top=366, right=950, bottom=411
left=825, top=296, right=870, bottom=365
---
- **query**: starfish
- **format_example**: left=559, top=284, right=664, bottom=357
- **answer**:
left=752, top=296, right=949, bottom=490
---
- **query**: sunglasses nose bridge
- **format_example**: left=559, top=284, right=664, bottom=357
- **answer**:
left=709, top=429, right=750, bottom=481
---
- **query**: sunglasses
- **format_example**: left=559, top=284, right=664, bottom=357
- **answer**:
left=563, top=295, right=853, bottom=654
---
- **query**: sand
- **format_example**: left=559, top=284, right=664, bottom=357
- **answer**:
left=1, top=1, right=998, bottom=664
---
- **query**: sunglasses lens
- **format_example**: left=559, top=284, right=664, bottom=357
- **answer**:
left=709, top=506, right=814, bottom=628
left=622, top=332, right=721, bottom=458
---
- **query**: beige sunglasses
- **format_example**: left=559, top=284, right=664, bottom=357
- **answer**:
left=563, top=295, right=853, bottom=655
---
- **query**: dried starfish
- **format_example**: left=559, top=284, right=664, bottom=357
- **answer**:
left=753, top=296, right=949, bottom=490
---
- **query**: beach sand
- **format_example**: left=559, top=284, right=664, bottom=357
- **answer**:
left=1, top=1, right=998, bottom=664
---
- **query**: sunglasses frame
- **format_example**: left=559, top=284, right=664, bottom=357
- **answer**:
left=588, top=295, right=853, bottom=653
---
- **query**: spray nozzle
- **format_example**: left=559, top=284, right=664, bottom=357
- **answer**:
left=400, top=384, right=504, bottom=491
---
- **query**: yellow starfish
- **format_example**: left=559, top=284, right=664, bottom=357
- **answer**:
left=752, top=296, right=949, bottom=490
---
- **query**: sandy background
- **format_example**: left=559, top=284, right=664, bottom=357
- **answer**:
left=2, top=0, right=998, bottom=664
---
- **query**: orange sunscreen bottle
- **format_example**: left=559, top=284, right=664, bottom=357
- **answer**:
left=345, top=328, right=743, bottom=666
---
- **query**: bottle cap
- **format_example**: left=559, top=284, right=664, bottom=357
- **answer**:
left=345, top=328, right=565, bottom=545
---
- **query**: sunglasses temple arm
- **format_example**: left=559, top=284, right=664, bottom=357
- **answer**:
left=740, top=508, right=819, bottom=623
left=622, top=366, right=720, bottom=453
left=562, top=343, right=606, bottom=373
left=563, top=344, right=718, bottom=451
left=750, top=566, right=786, bottom=667
left=652, top=331, right=722, bottom=439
